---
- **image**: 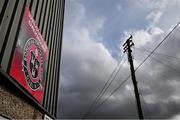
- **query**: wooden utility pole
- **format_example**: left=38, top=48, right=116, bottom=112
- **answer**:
left=123, top=35, right=144, bottom=119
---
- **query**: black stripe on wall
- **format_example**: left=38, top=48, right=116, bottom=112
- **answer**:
left=0, top=0, right=65, bottom=118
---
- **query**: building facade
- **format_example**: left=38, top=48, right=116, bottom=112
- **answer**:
left=0, top=0, right=65, bottom=119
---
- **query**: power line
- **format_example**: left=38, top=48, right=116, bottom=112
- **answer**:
left=136, top=56, right=180, bottom=118
left=150, top=55, right=180, bottom=73
left=94, top=57, right=127, bottom=105
left=133, top=47, right=180, bottom=62
left=134, top=22, right=180, bottom=71
left=85, top=75, right=130, bottom=117
left=82, top=54, right=126, bottom=118
left=84, top=22, right=180, bottom=118
left=134, top=46, right=180, bottom=73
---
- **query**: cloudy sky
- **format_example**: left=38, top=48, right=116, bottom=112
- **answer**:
left=58, top=0, right=180, bottom=119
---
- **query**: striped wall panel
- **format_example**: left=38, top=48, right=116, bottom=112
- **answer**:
left=0, top=0, right=65, bottom=118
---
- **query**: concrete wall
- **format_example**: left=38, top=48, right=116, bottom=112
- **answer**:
left=0, top=83, right=43, bottom=119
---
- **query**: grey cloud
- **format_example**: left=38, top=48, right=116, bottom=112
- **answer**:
left=130, top=26, right=180, bottom=119
left=58, top=0, right=180, bottom=119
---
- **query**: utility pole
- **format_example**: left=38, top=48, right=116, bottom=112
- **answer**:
left=123, top=35, right=144, bottom=119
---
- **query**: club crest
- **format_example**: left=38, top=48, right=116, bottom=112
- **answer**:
left=22, top=38, right=43, bottom=91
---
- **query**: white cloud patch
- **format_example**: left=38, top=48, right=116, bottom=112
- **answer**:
left=135, top=0, right=180, bottom=30
left=172, top=114, right=180, bottom=120
left=117, top=4, right=122, bottom=11
left=146, top=11, right=163, bottom=24
left=120, top=26, right=164, bottom=48
left=86, top=17, right=106, bottom=36
left=149, top=27, right=164, bottom=35
left=65, top=1, right=85, bottom=28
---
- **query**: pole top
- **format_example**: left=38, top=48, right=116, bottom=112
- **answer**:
left=123, top=35, right=134, bottom=53
left=123, top=35, right=133, bottom=46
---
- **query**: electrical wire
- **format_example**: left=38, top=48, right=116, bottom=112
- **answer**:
left=134, top=22, right=180, bottom=71
left=134, top=47, right=180, bottom=73
left=84, top=22, right=180, bottom=118
left=150, top=55, right=180, bottom=73
left=85, top=75, right=130, bottom=117
left=82, top=54, right=126, bottom=118
left=133, top=47, right=180, bottom=62
left=94, top=57, right=127, bottom=105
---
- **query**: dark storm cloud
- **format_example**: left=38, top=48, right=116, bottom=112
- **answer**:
left=58, top=0, right=180, bottom=119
